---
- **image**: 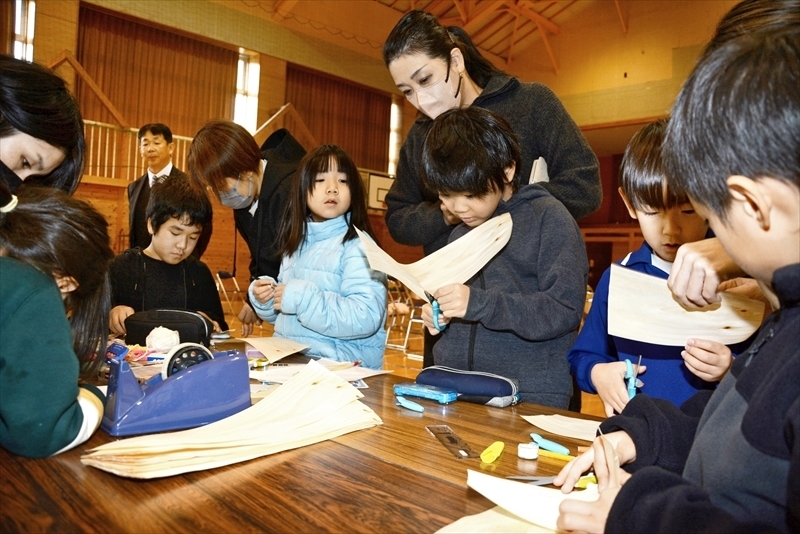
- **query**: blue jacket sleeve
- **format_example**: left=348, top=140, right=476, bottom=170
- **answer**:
left=280, top=240, right=387, bottom=339
left=568, top=267, right=618, bottom=393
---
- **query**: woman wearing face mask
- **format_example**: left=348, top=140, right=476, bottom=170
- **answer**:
left=0, top=55, right=86, bottom=194
left=188, top=121, right=306, bottom=336
left=383, top=11, right=602, bottom=256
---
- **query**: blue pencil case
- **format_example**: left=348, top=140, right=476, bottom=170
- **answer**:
left=415, top=366, right=520, bottom=408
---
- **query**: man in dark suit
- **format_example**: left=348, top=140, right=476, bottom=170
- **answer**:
left=128, top=123, right=211, bottom=258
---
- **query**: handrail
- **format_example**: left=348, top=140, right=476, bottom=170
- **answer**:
left=252, top=103, right=317, bottom=148
left=46, top=50, right=130, bottom=129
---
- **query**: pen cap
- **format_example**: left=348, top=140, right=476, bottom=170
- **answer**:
left=517, top=442, right=539, bottom=459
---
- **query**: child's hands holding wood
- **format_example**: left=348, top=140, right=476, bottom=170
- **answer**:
left=683, top=338, right=733, bottom=382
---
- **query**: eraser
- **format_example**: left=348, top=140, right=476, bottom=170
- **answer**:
left=518, top=442, right=539, bottom=459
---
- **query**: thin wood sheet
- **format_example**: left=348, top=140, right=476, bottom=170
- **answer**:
left=608, top=264, right=764, bottom=346
left=356, top=212, right=512, bottom=302
left=463, top=470, right=599, bottom=532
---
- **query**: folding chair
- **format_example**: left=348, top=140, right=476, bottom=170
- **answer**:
left=385, top=278, right=413, bottom=350
left=216, top=271, right=243, bottom=314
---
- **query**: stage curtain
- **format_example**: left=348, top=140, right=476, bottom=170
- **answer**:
left=286, top=65, right=390, bottom=172
left=75, top=5, right=237, bottom=137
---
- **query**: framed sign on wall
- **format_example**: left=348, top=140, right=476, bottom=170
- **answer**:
left=366, top=172, right=394, bottom=211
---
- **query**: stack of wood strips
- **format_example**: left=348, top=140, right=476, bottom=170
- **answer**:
left=81, top=361, right=382, bottom=478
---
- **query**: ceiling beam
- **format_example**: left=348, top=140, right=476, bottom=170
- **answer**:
left=463, top=1, right=505, bottom=34
left=272, top=0, right=300, bottom=22
left=452, top=0, right=468, bottom=23
left=506, top=1, right=561, bottom=35
left=614, top=0, right=629, bottom=33
left=505, top=14, right=522, bottom=67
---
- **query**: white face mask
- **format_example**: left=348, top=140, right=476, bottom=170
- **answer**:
left=219, top=174, right=254, bottom=210
left=415, top=65, right=463, bottom=119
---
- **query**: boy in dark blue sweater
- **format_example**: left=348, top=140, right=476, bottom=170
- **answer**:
left=568, top=118, right=750, bottom=415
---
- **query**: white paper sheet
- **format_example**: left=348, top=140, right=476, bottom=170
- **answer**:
left=356, top=212, right=513, bottom=301
left=522, top=414, right=601, bottom=442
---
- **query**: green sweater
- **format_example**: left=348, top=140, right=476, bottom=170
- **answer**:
left=0, top=257, right=105, bottom=458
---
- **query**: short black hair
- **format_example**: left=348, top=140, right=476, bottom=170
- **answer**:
left=620, top=118, right=688, bottom=211
left=146, top=175, right=212, bottom=233
left=138, top=123, right=174, bottom=144
left=421, top=107, right=521, bottom=197
left=663, top=27, right=800, bottom=219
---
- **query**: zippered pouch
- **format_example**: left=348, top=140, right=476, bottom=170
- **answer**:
left=124, top=309, right=212, bottom=347
left=415, top=366, right=521, bottom=407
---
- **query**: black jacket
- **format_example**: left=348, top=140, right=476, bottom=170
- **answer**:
left=234, top=128, right=307, bottom=280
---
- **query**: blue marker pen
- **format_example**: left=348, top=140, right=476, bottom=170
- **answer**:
left=396, top=396, right=425, bottom=413
left=530, top=433, right=571, bottom=456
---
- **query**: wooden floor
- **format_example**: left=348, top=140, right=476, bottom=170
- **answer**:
left=222, top=308, right=605, bottom=418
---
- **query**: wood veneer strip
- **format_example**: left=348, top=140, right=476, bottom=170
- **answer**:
left=608, top=264, right=764, bottom=346
left=81, top=361, right=382, bottom=478
left=357, top=212, right=513, bottom=301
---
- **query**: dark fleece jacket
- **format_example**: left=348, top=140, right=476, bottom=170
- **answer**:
left=385, top=73, right=601, bottom=255
left=432, top=184, right=588, bottom=408
left=600, top=263, right=800, bottom=533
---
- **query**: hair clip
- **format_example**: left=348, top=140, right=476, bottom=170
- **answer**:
left=0, top=194, right=18, bottom=213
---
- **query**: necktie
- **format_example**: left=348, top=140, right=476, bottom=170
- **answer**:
left=154, top=174, right=167, bottom=184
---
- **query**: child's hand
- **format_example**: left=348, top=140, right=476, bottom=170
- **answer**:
left=554, top=430, right=636, bottom=493
left=421, top=303, right=449, bottom=335
left=668, top=238, right=744, bottom=308
left=196, top=311, right=220, bottom=333
left=719, top=277, right=776, bottom=316
left=433, top=284, right=470, bottom=320
left=273, top=284, right=285, bottom=311
left=683, top=338, right=732, bottom=382
left=439, top=203, right=461, bottom=226
left=590, top=361, right=647, bottom=417
left=553, top=432, right=630, bottom=533
left=237, top=302, right=262, bottom=337
left=109, top=305, right=135, bottom=335
left=251, top=279, right=275, bottom=304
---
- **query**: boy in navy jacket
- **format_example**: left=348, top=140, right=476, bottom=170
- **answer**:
left=568, top=119, right=750, bottom=415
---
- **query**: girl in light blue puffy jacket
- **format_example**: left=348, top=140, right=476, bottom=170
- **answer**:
left=248, top=144, right=387, bottom=369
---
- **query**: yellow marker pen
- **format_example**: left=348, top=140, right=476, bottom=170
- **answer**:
left=538, top=449, right=575, bottom=462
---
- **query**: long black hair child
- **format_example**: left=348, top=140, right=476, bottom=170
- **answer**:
left=248, top=144, right=388, bottom=369
left=0, top=181, right=114, bottom=457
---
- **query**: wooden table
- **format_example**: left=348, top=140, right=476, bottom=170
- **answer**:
left=0, top=372, right=601, bottom=533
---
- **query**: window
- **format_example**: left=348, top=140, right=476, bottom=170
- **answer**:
left=13, top=0, right=35, bottom=61
left=233, top=50, right=260, bottom=134
left=388, top=95, right=403, bottom=176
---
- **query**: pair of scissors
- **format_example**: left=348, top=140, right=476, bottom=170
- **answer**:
left=506, top=475, right=556, bottom=486
left=425, top=291, right=447, bottom=331
left=624, top=355, right=643, bottom=399
left=506, top=474, right=598, bottom=488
